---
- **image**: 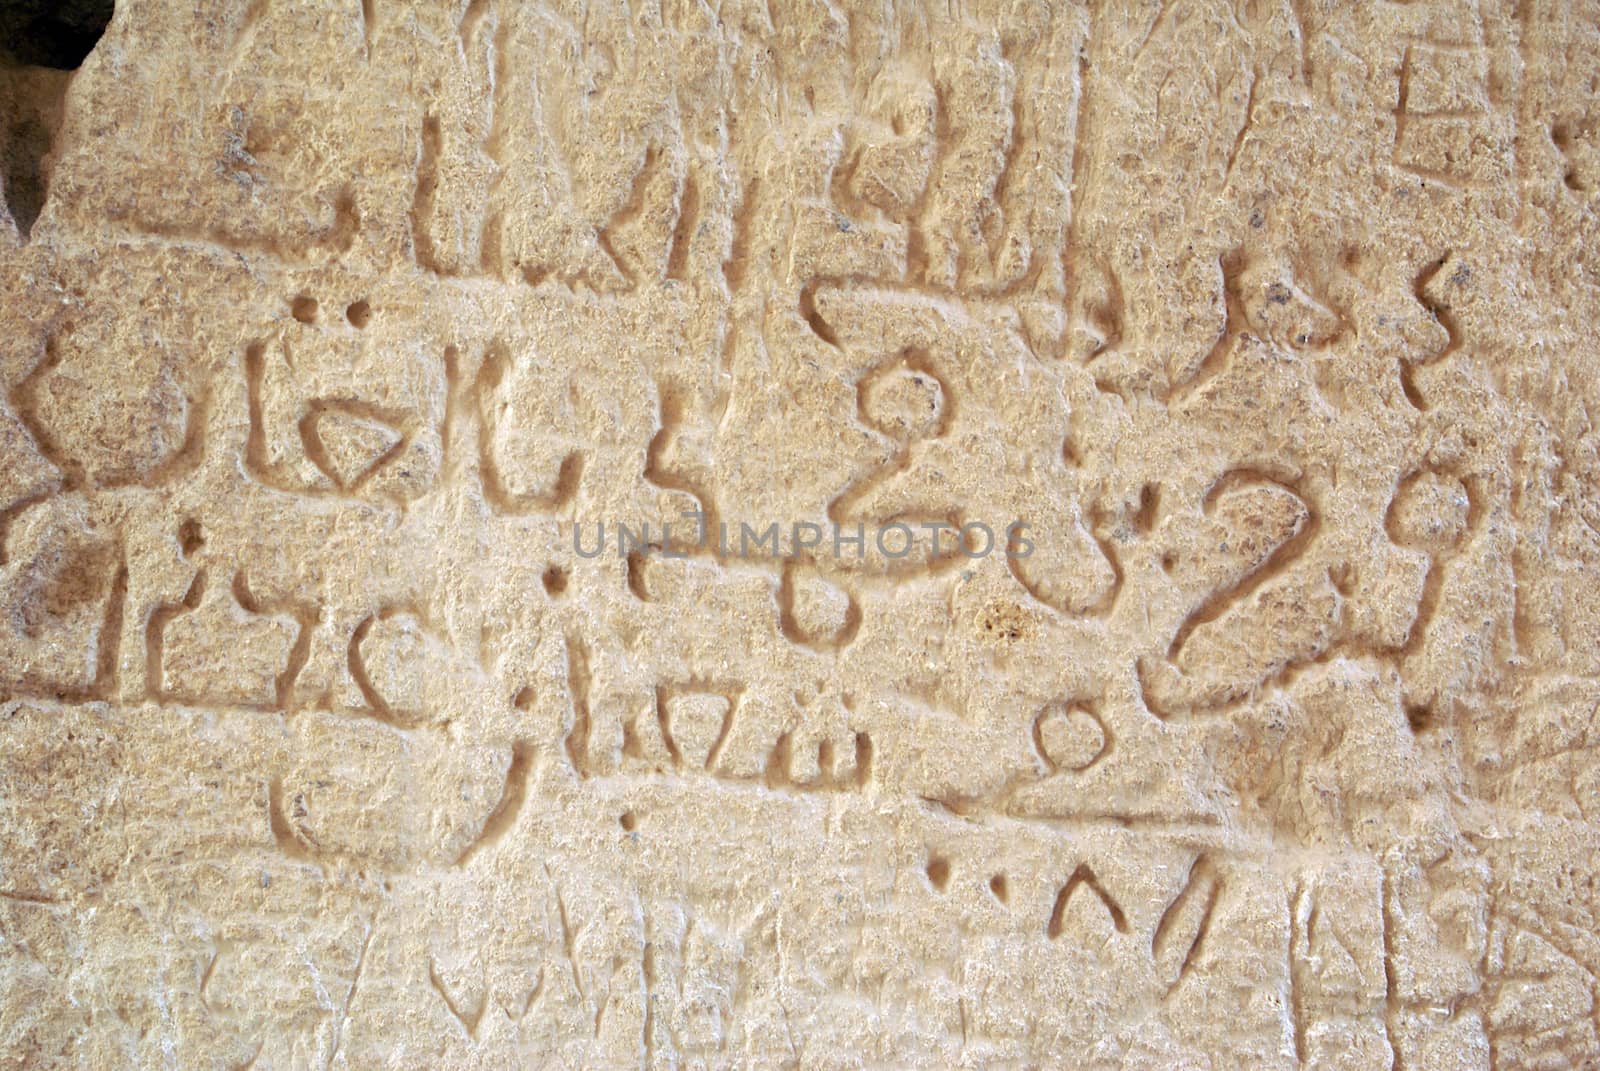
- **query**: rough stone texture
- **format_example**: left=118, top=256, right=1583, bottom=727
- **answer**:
left=3, top=1, right=1600, bottom=1068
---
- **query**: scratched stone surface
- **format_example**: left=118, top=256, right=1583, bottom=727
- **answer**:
left=2, top=0, right=1600, bottom=1067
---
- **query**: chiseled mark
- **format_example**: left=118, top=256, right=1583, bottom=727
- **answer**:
left=1290, top=880, right=1310, bottom=1064
left=116, top=185, right=360, bottom=264
left=641, top=928, right=657, bottom=1064
left=87, top=562, right=128, bottom=703
left=459, top=0, right=490, bottom=45
left=1291, top=0, right=1313, bottom=86
left=642, top=382, right=720, bottom=558
left=724, top=175, right=760, bottom=292
left=1401, top=253, right=1462, bottom=411
left=0, top=887, right=60, bottom=905
left=547, top=865, right=588, bottom=1006
left=1165, top=251, right=1239, bottom=404
left=329, top=923, right=374, bottom=1065
left=0, top=493, right=53, bottom=568
left=1380, top=870, right=1401, bottom=1066
left=456, top=741, right=535, bottom=866
left=594, top=144, right=662, bottom=290
left=441, top=344, right=468, bottom=479
left=266, top=777, right=320, bottom=865
left=665, top=172, right=699, bottom=282
left=1393, top=46, right=1413, bottom=152
left=501, top=967, right=544, bottom=1022
left=1133, top=1, right=1174, bottom=63
left=777, top=564, right=862, bottom=651
left=1223, top=67, right=1259, bottom=188
left=1151, top=853, right=1221, bottom=993
left=1047, top=862, right=1128, bottom=939
left=474, top=340, right=584, bottom=513
left=1168, top=469, right=1316, bottom=664
left=1140, top=469, right=1319, bottom=719
left=763, top=728, right=873, bottom=793
left=232, top=569, right=319, bottom=710
left=798, top=278, right=840, bottom=347
left=429, top=955, right=488, bottom=1040
left=229, top=1044, right=263, bottom=1071
left=655, top=682, right=742, bottom=772
left=199, top=941, right=228, bottom=1010
left=246, top=341, right=419, bottom=504
left=410, top=112, right=443, bottom=272
left=1393, top=471, right=1480, bottom=686
left=563, top=633, right=592, bottom=777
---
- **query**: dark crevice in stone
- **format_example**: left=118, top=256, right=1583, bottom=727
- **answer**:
left=0, top=110, right=53, bottom=236
left=0, top=0, right=114, bottom=71
left=0, top=0, right=108, bottom=240
left=0, top=65, right=70, bottom=240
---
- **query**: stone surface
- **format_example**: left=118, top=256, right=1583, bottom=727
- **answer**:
left=2, top=1, right=1600, bottom=1067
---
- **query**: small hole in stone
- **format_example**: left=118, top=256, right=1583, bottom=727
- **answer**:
left=542, top=565, right=568, bottom=596
left=1, top=0, right=114, bottom=70
left=512, top=686, right=534, bottom=710
left=926, top=856, right=950, bottom=891
left=1161, top=551, right=1177, bottom=574
left=989, top=874, right=1008, bottom=902
left=178, top=519, right=203, bottom=557
left=346, top=299, right=372, bottom=328
left=290, top=295, right=318, bottom=324
left=1133, top=484, right=1159, bottom=533
left=1406, top=704, right=1434, bottom=732
left=619, top=811, right=637, bottom=832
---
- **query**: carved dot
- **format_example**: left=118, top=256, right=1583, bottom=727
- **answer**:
left=989, top=874, right=1009, bottom=903
left=1133, top=484, right=1159, bottom=533
left=1161, top=551, right=1177, bottom=574
left=1035, top=704, right=1108, bottom=772
left=925, top=856, right=950, bottom=891
left=619, top=811, right=637, bottom=832
left=542, top=565, right=568, bottom=597
left=290, top=295, right=318, bottom=324
left=346, top=299, right=372, bottom=328
left=178, top=518, right=204, bottom=557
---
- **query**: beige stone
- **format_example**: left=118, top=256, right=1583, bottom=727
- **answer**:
left=4, top=0, right=1600, bottom=1066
